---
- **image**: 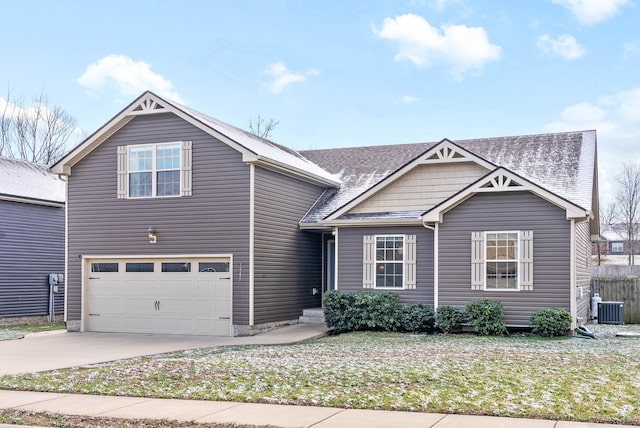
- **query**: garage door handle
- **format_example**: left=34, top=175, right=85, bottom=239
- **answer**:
left=89, top=277, right=100, bottom=279
left=155, top=300, right=161, bottom=311
left=219, top=316, right=230, bottom=320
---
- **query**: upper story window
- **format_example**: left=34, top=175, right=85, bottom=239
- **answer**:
left=117, top=141, right=192, bottom=199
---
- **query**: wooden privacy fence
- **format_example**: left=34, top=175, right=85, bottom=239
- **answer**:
left=592, top=265, right=640, bottom=278
left=591, top=278, right=640, bottom=324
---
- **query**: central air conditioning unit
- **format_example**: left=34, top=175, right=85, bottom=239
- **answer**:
left=598, top=301, right=624, bottom=325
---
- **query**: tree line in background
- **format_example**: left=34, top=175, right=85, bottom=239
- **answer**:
left=601, top=162, right=640, bottom=265
left=0, top=89, right=279, bottom=166
left=0, top=90, right=78, bottom=165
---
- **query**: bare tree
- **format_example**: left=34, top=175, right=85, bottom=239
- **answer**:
left=0, top=90, right=76, bottom=165
left=248, top=115, right=279, bottom=140
left=600, top=203, right=619, bottom=225
left=615, top=162, right=640, bottom=265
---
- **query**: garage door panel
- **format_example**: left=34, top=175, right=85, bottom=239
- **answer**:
left=86, top=257, right=232, bottom=336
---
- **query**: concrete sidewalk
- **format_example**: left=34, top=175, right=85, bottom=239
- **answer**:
left=0, top=390, right=634, bottom=428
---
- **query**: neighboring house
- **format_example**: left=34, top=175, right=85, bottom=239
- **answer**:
left=0, top=156, right=65, bottom=321
left=599, top=224, right=640, bottom=256
left=51, top=91, right=599, bottom=335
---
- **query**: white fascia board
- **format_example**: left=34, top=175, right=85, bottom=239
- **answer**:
left=319, top=218, right=423, bottom=227
left=421, top=168, right=590, bottom=223
left=250, top=156, right=340, bottom=187
left=0, top=194, right=65, bottom=207
left=324, top=139, right=495, bottom=221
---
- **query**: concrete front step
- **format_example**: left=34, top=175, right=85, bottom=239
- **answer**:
left=299, top=308, right=325, bottom=324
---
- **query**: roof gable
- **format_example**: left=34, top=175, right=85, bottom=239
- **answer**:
left=51, top=92, right=339, bottom=187
left=421, top=167, right=590, bottom=223
left=323, top=139, right=496, bottom=221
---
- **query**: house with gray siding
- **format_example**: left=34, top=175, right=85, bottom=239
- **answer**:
left=0, top=156, right=65, bottom=322
left=51, top=91, right=598, bottom=335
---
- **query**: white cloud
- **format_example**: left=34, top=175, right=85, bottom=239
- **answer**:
left=551, top=0, right=632, bottom=25
left=544, top=87, right=640, bottom=207
left=372, top=14, right=502, bottom=78
left=77, top=55, right=183, bottom=102
left=537, top=34, right=586, bottom=60
left=263, top=62, right=319, bottom=94
left=400, top=95, right=420, bottom=104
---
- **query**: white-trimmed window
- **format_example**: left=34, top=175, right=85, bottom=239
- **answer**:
left=363, top=234, right=416, bottom=289
left=612, top=242, right=624, bottom=253
left=117, top=141, right=192, bottom=199
left=471, top=230, right=533, bottom=291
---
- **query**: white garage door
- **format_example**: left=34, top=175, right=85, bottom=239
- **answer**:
left=85, top=257, right=232, bottom=336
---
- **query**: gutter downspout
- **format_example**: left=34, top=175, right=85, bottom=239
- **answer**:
left=570, top=218, right=577, bottom=330
left=249, top=164, right=255, bottom=327
left=423, top=221, right=438, bottom=309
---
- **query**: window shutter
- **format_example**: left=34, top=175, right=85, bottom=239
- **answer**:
left=117, top=146, right=128, bottom=199
left=405, top=234, right=416, bottom=289
left=471, top=232, right=484, bottom=290
left=520, top=230, right=534, bottom=291
left=363, top=235, right=375, bottom=289
left=181, top=141, right=193, bottom=196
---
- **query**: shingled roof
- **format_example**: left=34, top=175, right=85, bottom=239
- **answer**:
left=300, top=130, right=597, bottom=224
left=0, top=156, right=65, bottom=204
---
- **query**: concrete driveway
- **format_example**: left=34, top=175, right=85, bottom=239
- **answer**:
left=0, top=324, right=327, bottom=376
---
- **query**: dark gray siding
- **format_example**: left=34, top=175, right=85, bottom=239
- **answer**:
left=575, top=220, right=592, bottom=322
left=253, top=167, right=325, bottom=324
left=439, top=191, right=571, bottom=326
left=0, top=200, right=65, bottom=317
left=67, top=113, right=251, bottom=325
left=336, top=226, right=434, bottom=305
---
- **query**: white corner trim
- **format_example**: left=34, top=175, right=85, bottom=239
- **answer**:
left=334, top=228, right=339, bottom=290
left=434, top=223, right=439, bottom=308
left=249, top=164, right=255, bottom=326
left=62, top=176, right=69, bottom=323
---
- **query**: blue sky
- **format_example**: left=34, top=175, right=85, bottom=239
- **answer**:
left=1, top=0, right=638, bottom=208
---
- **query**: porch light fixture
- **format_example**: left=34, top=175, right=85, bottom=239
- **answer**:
left=148, top=227, right=157, bottom=244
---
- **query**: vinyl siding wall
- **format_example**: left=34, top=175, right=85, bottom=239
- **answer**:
left=66, top=113, right=251, bottom=325
left=439, top=191, right=571, bottom=326
left=336, top=226, right=434, bottom=304
left=0, top=200, right=65, bottom=318
left=253, top=167, right=326, bottom=324
left=575, top=220, right=592, bottom=322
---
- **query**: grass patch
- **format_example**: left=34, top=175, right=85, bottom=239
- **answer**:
left=1, top=325, right=640, bottom=425
left=0, top=409, right=270, bottom=427
left=0, top=322, right=65, bottom=333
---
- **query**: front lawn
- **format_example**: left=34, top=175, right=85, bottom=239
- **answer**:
left=0, top=322, right=65, bottom=341
left=1, top=324, right=639, bottom=425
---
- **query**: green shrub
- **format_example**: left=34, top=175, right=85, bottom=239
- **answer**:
left=323, top=290, right=400, bottom=333
left=465, top=299, right=508, bottom=336
left=435, top=305, right=464, bottom=333
left=352, top=291, right=400, bottom=331
left=323, top=290, right=356, bottom=333
left=399, top=303, right=435, bottom=333
left=530, top=308, right=572, bottom=337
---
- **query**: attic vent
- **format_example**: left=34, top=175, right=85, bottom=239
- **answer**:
left=481, top=174, right=523, bottom=189
left=132, top=99, right=166, bottom=114
left=427, top=146, right=465, bottom=161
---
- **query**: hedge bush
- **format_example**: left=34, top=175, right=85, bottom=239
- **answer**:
left=435, top=305, right=464, bottom=333
left=323, top=290, right=400, bottom=332
left=352, top=290, right=400, bottom=331
left=399, top=303, right=436, bottom=333
left=530, top=308, right=572, bottom=337
left=465, top=299, right=508, bottom=336
left=323, top=290, right=356, bottom=333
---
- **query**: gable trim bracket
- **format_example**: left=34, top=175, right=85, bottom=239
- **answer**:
left=324, top=138, right=496, bottom=221
left=421, top=167, right=591, bottom=223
